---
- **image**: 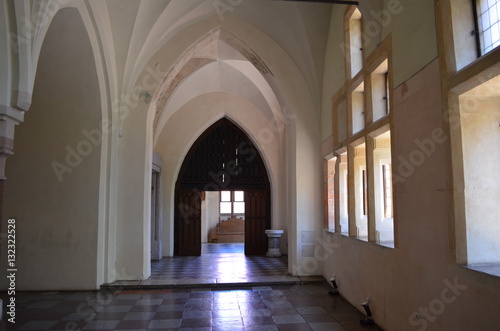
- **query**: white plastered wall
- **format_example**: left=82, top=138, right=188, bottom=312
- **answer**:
left=0, top=8, right=102, bottom=290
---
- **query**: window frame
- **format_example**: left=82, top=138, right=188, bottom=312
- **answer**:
left=219, top=191, right=245, bottom=220
left=344, top=6, right=364, bottom=79
left=473, top=0, right=500, bottom=56
left=382, top=163, right=393, bottom=219
left=472, top=0, right=483, bottom=57
left=328, top=34, right=396, bottom=248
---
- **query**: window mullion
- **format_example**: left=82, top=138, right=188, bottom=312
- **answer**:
left=472, top=0, right=483, bottom=57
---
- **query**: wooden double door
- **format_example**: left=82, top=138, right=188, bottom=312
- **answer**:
left=175, top=189, right=270, bottom=256
left=174, top=118, right=271, bottom=256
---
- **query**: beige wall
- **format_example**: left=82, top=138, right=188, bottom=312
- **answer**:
left=202, top=192, right=220, bottom=243
left=460, top=96, right=500, bottom=264
left=323, top=58, right=500, bottom=330
left=321, top=1, right=500, bottom=329
left=321, top=0, right=438, bottom=140
left=1, top=8, right=102, bottom=290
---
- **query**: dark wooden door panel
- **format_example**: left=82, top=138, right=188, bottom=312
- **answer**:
left=177, top=190, right=202, bottom=256
left=245, top=190, right=270, bottom=255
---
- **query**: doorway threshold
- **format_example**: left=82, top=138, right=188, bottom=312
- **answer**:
left=101, top=275, right=325, bottom=290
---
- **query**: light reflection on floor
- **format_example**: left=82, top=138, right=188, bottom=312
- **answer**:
left=150, top=243, right=293, bottom=284
left=104, top=243, right=324, bottom=288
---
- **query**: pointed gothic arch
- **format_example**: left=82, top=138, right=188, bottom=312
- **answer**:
left=175, top=117, right=271, bottom=256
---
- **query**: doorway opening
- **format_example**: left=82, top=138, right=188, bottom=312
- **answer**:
left=203, top=190, right=245, bottom=246
left=174, top=118, right=271, bottom=256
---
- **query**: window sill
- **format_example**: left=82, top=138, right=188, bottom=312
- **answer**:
left=355, top=235, right=368, bottom=242
left=450, top=45, right=500, bottom=92
left=463, top=264, right=500, bottom=278
left=322, top=231, right=396, bottom=249
left=375, top=241, right=395, bottom=249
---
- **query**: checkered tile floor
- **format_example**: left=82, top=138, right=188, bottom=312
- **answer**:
left=1, top=283, right=383, bottom=330
left=150, top=244, right=290, bottom=282
left=107, top=243, right=317, bottom=288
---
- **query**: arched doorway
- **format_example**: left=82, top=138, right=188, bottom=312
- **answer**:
left=175, top=118, right=271, bottom=256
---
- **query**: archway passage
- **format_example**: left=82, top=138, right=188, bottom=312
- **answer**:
left=175, top=118, right=271, bottom=256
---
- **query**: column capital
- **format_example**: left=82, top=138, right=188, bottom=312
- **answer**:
left=0, top=104, right=26, bottom=180
left=0, top=104, right=26, bottom=123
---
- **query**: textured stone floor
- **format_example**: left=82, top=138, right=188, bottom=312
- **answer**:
left=1, top=283, right=383, bottom=330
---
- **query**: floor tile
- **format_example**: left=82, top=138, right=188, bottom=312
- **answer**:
left=245, top=326, right=279, bottom=331
left=82, top=320, right=120, bottom=330
left=276, top=323, right=312, bottom=331
left=241, top=308, right=271, bottom=317
left=50, top=320, right=87, bottom=330
left=116, top=294, right=142, bottom=300
left=135, top=298, right=163, bottom=305
left=123, top=311, right=156, bottom=320
left=243, top=315, right=276, bottom=326
left=296, top=306, right=327, bottom=315
left=265, top=300, right=295, bottom=310
left=114, top=319, right=152, bottom=329
left=26, top=301, right=60, bottom=309
left=180, top=317, right=212, bottom=328
left=93, top=312, right=128, bottom=320
left=149, top=318, right=182, bottom=328
left=19, top=321, right=58, bottom=330
left=212, top=316, right=244, bottom=327
left=273, top=314, right=307, bottom=324
left=302, top=314, right=338, bottom=323
left=129, top=304, right=159, bottom=312
left=101, top=305, right=133, bottom=312
left=309, top=322, right=346, bottom=331
left=213, top=309, right=241, bottom=317
left=183, top=310, right=212, bottom=319
left=157, top=304, right=185, bottom=312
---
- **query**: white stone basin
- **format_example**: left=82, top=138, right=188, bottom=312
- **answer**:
left=265, top=230, right=284, bottom=257
left=265, top=229, right=284, bottom=237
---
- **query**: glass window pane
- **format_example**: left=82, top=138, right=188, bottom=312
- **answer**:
left=482, top=12, right=491, bottom=31
left=220, top=202, right=232, bottom=213
left=484, top=28, right=492, bottom=48
left=490, top=4, right=498, bottom=24
left=478, top=0, right=500, bottom=54
left=220, top=191, right=231, bottom=201
left=481, top=0, right=489, bottom=14
left=233, top=202, right=245, bottom=214
left=234, top=191, right=244, bottom=201
left=491, top=22, right=500, bottom=44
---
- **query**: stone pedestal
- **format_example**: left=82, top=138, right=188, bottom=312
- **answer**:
left=265, top=229, right=284, bottom=257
